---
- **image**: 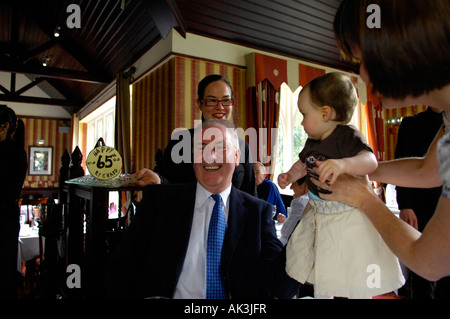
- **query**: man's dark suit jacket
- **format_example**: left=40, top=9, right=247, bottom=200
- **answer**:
left=105, top=183, right=299, bottom=299
left=395, top=108, right=443, bottom=231
left=154, top=128, right=257, bottom=196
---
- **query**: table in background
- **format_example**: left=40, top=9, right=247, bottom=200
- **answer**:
left=17, top=226, right=41, bottom=274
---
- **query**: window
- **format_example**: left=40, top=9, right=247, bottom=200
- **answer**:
left=80, top=96, right=118, bottom=217
left=273, top=84, right=307, bottom=195
left=82, top=96, right=116, bottom=152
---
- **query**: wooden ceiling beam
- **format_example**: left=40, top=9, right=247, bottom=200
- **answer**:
left=0, top=73, right=83, bottom=108
left=14, top=77, right=45, bottom=95
left=165, top=0, right=187, bottom=38
left=0, top=94, right=82, bottom=107
left=144, top=0, right=186, bottom=39
left=20, top=39, right=59, bottom=63
left=20, top=3, right=112, bottom=81
left=0, top=63, right=110, bottom=84
left=0, top=84, right=10, bottom=95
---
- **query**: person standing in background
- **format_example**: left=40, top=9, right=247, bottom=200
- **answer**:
left=0, top=105, right=28, bottom=299
left=395, top=107, right=450, bottom=299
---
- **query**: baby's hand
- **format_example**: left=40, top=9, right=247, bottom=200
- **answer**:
left=277, top=172, right=291, bottom=189
left=315, top=159, right=346, bottom=185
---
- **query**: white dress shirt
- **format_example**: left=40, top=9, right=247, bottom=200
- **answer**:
left=173, top=183, right=231, bottom=299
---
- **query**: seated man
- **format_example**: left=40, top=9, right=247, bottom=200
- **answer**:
left=105, top=119, right=299, bottom=299
left=253, top=161, right=288, bottom=222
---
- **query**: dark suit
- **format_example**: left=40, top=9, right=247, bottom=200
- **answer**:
left=154, top=128, right=257, bottom=196
left=395, top=108, right=450, bottom=299
left=105, top=183, right=299, bottom=299
left=395, top=108, right=443, bottom=232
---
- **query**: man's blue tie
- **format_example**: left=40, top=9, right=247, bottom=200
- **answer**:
left=206, top=194, right=227, bottom=299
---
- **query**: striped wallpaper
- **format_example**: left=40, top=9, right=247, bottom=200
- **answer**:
left=131, top=57, right=175, bottom=173
left=131, top=55, right=247, bottom=172
left=20, top=117, right=73, bottom=189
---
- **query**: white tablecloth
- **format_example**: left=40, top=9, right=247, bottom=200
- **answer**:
left=17, top=225, right=42, bottom=274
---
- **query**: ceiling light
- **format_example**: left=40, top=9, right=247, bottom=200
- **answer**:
left=42, top=56, right=50, bottom=67
left=54, top=27, right=61, bottom=38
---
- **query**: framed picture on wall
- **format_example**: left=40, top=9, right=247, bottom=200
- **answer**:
left=29, top=146, right=53, bottom=176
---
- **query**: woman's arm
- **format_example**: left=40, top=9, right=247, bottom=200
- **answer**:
left=359, top=193, right=450, bottom=281
left=369, top=127, right=445, bottom=188
left=311, top=174, right=450, bottom=281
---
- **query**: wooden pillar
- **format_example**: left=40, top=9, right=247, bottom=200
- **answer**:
left=66, top=146, right=85, bottom=297
left=58, top=149, right=70, bottom=204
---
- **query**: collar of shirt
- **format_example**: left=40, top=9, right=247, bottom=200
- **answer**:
left=195, top=182, right=232, bottom=223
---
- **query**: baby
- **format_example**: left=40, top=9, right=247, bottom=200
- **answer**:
left=279, top=72, right=404, bottom=299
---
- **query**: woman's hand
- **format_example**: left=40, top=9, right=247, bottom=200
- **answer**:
left=125, top=168, right=162, bottom=187
left=399, top=209, right=419, bottom=230
left=310, top=173, right=377, bottom=209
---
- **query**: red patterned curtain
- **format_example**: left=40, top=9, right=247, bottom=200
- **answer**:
left=364, top=84, right=386, bottom=200
left=246, top=53, right=287, bottom=175
left=365, top=84, right=385, bottom=161
left=255, top=79, right=279, bottom=174
left=298, top=63, right=325, bottom=87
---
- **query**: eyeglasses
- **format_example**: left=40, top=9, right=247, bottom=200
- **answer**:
left=202, top=98, right=234, bottom=107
